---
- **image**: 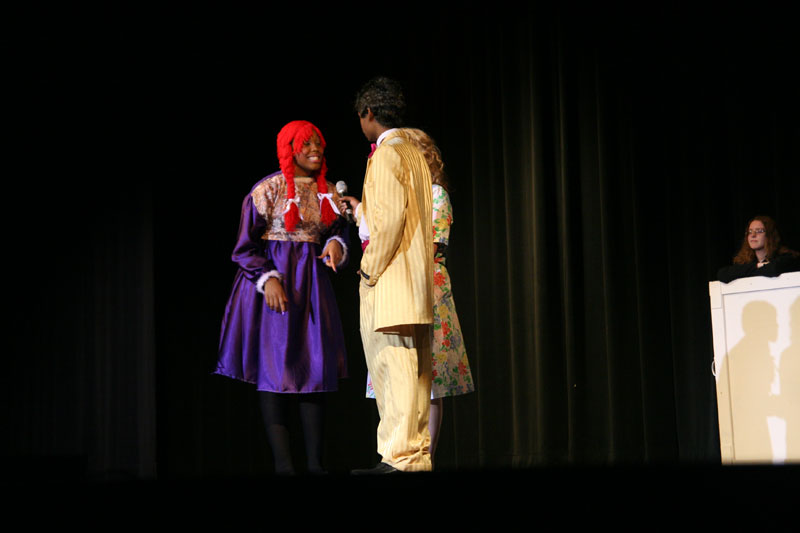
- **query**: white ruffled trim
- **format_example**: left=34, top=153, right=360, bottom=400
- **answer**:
left=324, top=235, right=348, bottom=267
left=283, top=197, right=303, bottom=219
left=256, top=270, right=283, bottom=294
left=317, top=192, right=341, bottom=215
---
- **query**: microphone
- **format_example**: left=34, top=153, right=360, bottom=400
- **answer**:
left=335, top=181, right=355, bottom=223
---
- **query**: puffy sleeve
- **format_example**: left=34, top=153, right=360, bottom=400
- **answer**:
left=432, top=184, right=452, bottom=245
left=231, top=190, right=279, bottom=288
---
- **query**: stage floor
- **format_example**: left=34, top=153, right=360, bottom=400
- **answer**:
left=5, top=464, right=797, bottom=527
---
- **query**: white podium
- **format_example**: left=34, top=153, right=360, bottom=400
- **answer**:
left=709, top=271, right=800, bottom=464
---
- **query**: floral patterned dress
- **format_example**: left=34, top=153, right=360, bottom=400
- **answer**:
left=366, top=184, right=474, bottom=398
left=429, top=184, right=474, bottom=397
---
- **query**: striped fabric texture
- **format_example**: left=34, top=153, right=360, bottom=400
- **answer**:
left=359, top=129, right=434, bottom=331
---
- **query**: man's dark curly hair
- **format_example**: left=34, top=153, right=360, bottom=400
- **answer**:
left=354, top=76, right=406, bottom=128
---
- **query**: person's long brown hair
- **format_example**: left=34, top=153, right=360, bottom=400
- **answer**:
left=732, top=215, right=797, bottom=264
left=401, top=128, right=449, bottom=191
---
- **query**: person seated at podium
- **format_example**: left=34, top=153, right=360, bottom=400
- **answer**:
left=718, top=215, right=800, bottom=283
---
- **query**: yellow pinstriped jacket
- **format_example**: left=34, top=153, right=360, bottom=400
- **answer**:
left=359, top=129, right=433, bottom=331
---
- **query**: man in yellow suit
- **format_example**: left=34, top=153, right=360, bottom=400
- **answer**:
left=351, top=77, right=434, bottom=474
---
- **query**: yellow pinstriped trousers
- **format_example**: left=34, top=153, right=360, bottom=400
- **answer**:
left=359, top=283, right=432, bottom=472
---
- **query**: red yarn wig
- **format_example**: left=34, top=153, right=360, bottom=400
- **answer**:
left=276, top=120, right=336, bottom=232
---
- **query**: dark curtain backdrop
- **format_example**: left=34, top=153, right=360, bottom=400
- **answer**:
left=5, top=8, right=157, bottom=479
left=5, top=4, right=799, bottom=478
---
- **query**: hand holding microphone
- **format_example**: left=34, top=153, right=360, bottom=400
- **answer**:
left=335, top=181, right=360, bottom=223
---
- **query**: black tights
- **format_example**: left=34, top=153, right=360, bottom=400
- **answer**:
left=257, top=391, right=325, bottom=474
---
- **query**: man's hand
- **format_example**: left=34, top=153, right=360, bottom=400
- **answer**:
left=338, top=195, right=361, bottom=214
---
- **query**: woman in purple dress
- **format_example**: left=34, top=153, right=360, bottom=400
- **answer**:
left=215, top=120, right=349, bottom=474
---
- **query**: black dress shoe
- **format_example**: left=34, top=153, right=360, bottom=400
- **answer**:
left=350, top=462, right=401, bottom=475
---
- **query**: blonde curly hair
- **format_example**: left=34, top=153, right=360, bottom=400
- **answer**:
left=401, top=128, right=449, bottom=191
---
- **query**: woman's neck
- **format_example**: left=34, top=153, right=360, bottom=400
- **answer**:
left=755, top=249, right=768, bottom=262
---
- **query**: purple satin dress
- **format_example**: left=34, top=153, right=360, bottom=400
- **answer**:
left=215, top=171, right=348, bottom=392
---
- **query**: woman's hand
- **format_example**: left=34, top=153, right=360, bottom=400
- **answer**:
left=264, top=277, right=288, bottom=313
left=319, top=240, right=344, bottom=272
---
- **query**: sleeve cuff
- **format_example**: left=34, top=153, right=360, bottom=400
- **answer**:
left=360, top=269, right=377, bottom=287
left=256, top=270, right=283, bottom=294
